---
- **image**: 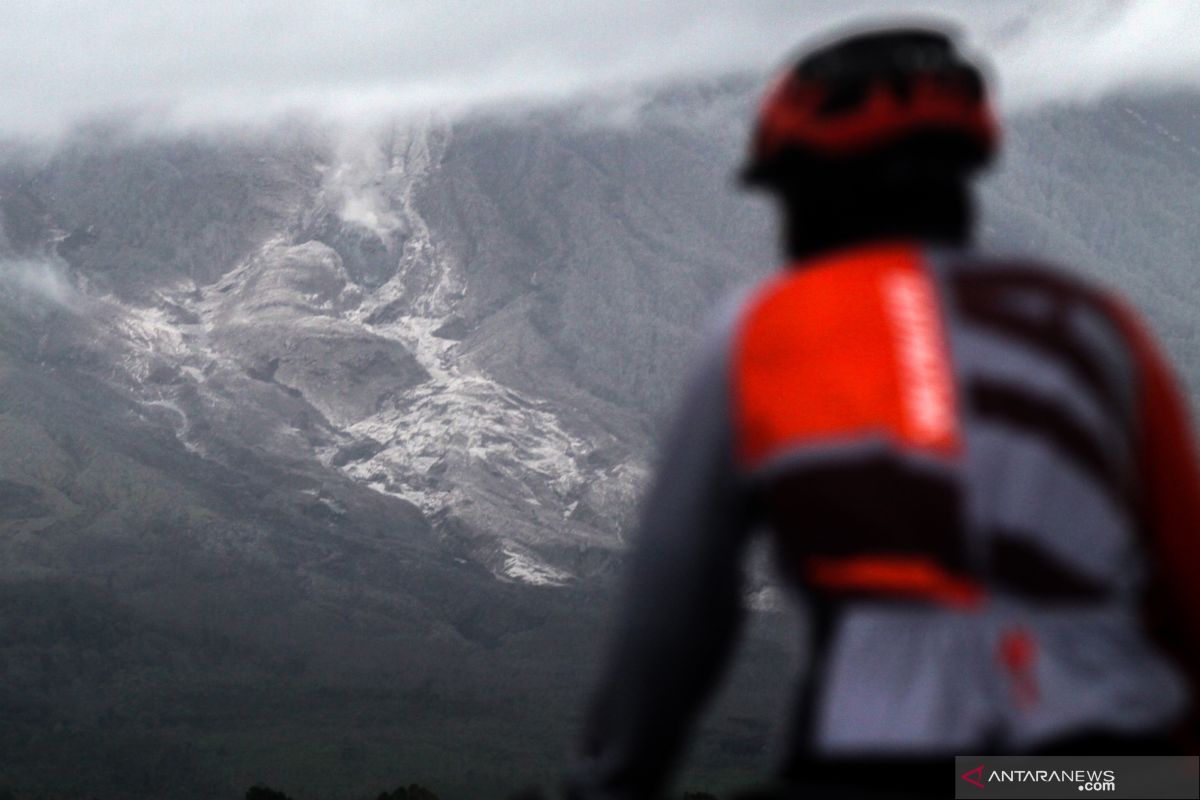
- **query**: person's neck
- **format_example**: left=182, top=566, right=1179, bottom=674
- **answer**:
left=787, top=228, right=968, bottom=264
left=781, top=176, right=973, bottom=262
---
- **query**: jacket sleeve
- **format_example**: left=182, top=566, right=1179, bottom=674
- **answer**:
left=1104, top=295, right=1200, bottom=739
left=566, top=324, right=757, bottom=800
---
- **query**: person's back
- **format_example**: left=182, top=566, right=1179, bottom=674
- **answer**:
left=738, top=242, right=1194, bottom=768
left=567, top=26, right=1200, bottom=800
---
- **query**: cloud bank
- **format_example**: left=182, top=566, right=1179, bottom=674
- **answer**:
left=1, top=0, right=1196, bottom=136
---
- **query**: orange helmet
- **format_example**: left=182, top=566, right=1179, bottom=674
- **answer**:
left=742, top=28, right=998, bottom=188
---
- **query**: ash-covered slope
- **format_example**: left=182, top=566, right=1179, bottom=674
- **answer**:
left=0, top=88, right=796, bottom=799
left=0, top=81, right=778, bottom=589
left=8, top=90, right=1195, bottom=593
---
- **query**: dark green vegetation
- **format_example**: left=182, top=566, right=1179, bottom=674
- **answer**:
left=0, top=573, right=794, bottom=798
left=1, top=85, right=1198, bottom=799
left=0, top=784, right=732, bottom=800
left=245, top=784, right=439, bottom=800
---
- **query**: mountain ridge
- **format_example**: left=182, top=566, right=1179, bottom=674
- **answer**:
left=0, top=82, right=1197, bottom=798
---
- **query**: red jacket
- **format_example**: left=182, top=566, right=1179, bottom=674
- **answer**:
left=569, top=242, right=1200, bottom=799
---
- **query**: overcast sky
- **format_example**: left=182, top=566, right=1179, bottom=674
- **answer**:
left=2, top=0, right=1197, bottom=137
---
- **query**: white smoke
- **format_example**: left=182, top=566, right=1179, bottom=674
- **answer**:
left=0, top=259, right=77, bottom=308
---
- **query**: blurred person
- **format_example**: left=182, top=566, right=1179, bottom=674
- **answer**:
left=566, top=25, right=1200, bottom=800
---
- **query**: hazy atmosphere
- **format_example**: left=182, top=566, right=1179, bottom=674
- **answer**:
left=2, top=1, right=1199, bottom=135
left=1, top=2, right=1198, bottom=800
